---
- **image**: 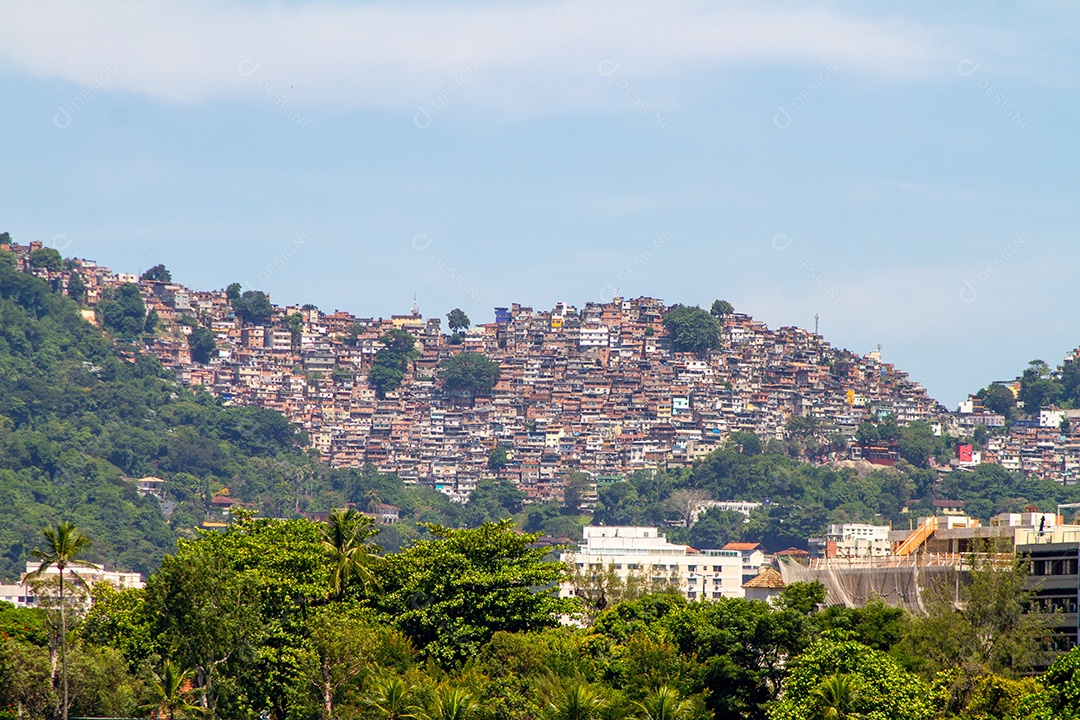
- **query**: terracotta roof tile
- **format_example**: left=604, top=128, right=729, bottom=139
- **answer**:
left=742, top=567, right=786, bottom=589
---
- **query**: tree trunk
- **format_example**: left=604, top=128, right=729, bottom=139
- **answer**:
left=60, top=566, right=68, bottom=720
left=322, top=658, right=333, bottom=720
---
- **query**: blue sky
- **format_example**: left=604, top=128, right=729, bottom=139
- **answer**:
left=1, top=1, right=1078, bottom=407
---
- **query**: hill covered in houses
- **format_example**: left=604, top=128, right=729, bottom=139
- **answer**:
left=5, top=234, right=1080, bottom=578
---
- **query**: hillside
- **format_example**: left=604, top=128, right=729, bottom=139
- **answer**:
left=0, top=246, right=487, bottom=578
left=7, top=238, right=1080, bottom=578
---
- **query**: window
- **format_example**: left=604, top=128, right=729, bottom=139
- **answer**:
left=687, top=591, right=697, bottom=599
left=614, top=564, right=622, bottom=570
left=687, top=565, right=697, bottom=571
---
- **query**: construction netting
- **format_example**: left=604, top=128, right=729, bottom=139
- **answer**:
left=777, top=554, right=967, bottom=614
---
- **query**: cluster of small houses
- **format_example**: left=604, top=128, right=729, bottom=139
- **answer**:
left=7, top=239, right=1080, bottom=502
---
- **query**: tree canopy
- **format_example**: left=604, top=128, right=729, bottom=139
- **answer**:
left=446, top=308, right=470, bottom=334
left=140, top=264, right=172, bottom=283
left=439, top=352, right=501, bottom=398
left=710, top=299, right=734, bottom=318
left=662, top=305, right=721, bottom=355
left=232, top=290, right=273, bottom=326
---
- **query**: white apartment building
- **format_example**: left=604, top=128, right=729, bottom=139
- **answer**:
left=579, top=325, right=610, bottom=348
left=693, top=500, right=762, bottom=523
left=810, top=523, right=891, bottom=558
left=560, top=526, right=743, bottom=601
left=0, top=562, right=144, bottom=609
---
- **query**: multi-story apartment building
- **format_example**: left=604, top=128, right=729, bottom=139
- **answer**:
left=560, top=526, right=744, bottom=601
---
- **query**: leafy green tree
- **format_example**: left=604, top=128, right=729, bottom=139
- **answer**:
left=961, top=673, right=1040, bottom=720
left=710, top=299, right=734, bottom=318
left=662, top=305, right=721, bottom=355
left=896, top=540, right=1051, bottom=679
left=594, top=482, right=643, bottom=526
left=1062, top=361, right=1080, bottom=407
left=777, top=581, right=826, bottom=616
left=369, top=364, right=406, bottom=398
left=665, top=597, right=811, bottom=720
left=898, top=420, right=940, bottom=468
left=767, top=635, right=934, bottom=720
left=727, top=431, right=763, bottom=456
left=812, top=599, right=905, bottom=653
left=320, top=508, right=384, bottom=600
left=189, top=327, right=217, bottom=364
left=285, top=313, right=304, bottom=350
left=304, top=609, right=389, bottom=720
left=233, top=290, right=273, bottom=326
left=145, top=307, right=161, bottom=333
left=487, top=445, right=509, bottom=471
left=1019, top=359, right=1064, bottom=413
left=0, top=637, right=57, bottom=719
left=377, top=521, right=576, bottom=666
left=139, top=660, right=206, bottom=720
left=225, top=282, right=242, bottom=304
left=80, top=583, right=157, bottom=666
left=144, top=539, right=263, bottom=716
left=370, top=330, right=417, bottom=397
left=562, top=472, right=591, bottom=513
left=1018, top=646, right=1080, bottom=719
left=28, top=247, right=63, bottom=271
left=66, top=272, right=86, bottom=303
left=440, top=352, right=501, bottom=399
left=141, top=264, right=173, bottom=282
left=446, top=308, right=470, bottom=334
left=686, top=508, right=745, bottom=550
left=26, top=522, right=94, bottom=720
left=978, top=383, right=1017, bottom=419
left=462, top=480, right=525, bottom=527
left=99, top=282, right=146, bottom=338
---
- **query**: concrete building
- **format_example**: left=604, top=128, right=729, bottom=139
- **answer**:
left=722, top=542, right=768, bottom=583
left=2, top=561, right=144, bottom=609
left=560, top=526, right=743, bottom=601
left=810, top=523, right=891, bottom=559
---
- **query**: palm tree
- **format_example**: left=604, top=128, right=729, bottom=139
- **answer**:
left=548, top=681, right=607, bottom=720
left=365, top=676, right=417, bottom=720
left=26, top=522, right=93, bottom=720
left=320, top=507, right=385, bottom=600
left=633, top=686, right=694, bottom=720
left=416, top=687, right=479, bottom=720
left=810, top=674, right=861, bottom=720
left=139, top=660, right=208, bottom=720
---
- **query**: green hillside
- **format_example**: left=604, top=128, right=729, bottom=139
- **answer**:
left=0, top=250, right=315, bottom=577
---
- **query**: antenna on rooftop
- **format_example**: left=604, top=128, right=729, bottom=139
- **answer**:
left=411, top=293, right=419, bottom=317
left=814, top=313, right=819, bottom=335
left=877, top=343, right=882, bottom=355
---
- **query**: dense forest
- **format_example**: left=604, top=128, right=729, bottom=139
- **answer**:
left=2, top=514, right=1077, bottom=720
left=4, top=245, right=1080, bottom=581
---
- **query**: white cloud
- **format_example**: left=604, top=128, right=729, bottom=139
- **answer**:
left=0, top=0, right=953, bottom=113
